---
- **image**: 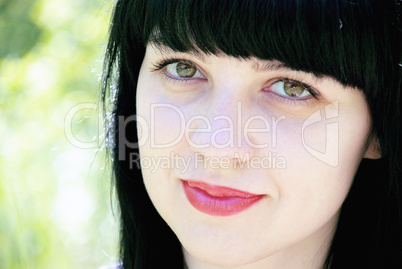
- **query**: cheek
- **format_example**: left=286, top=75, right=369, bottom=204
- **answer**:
left=270, top=101, right=371, bottom=212
left=137, top=64, right=197, bottom=150
left=149, top=105, right=186, bottom=146
left=136, top=70, right=190, bottom=211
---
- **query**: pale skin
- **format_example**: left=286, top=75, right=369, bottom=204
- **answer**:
left=136, top=43, right=381, bottom=269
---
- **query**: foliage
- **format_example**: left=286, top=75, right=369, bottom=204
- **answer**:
left=0, top=0, right=118, bottom=268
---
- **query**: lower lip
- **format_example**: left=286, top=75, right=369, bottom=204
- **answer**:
left=182, top=181, right=264, bottom=216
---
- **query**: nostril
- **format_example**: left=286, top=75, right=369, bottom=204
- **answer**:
left=193, top=151, right=245, bottom=170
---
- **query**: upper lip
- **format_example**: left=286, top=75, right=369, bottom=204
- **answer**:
left=182, top=179, right=264, bottom=198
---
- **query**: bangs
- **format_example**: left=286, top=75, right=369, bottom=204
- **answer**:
left=128, top=0, right=398, bottom=91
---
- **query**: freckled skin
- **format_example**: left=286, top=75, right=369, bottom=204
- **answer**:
left=136, top=44, right=380, bottom=269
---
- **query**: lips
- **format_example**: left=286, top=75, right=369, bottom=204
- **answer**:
left=182, top=180, right=264, bottom=216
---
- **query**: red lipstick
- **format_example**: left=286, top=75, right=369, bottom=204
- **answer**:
left=182, top=180, right=264, bottom=216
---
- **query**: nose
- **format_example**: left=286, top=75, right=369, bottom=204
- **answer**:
left=187, top=92, right=261, bottom=163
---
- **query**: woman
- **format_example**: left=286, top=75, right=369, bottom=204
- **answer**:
left=102, top=0, right=402, bottom=268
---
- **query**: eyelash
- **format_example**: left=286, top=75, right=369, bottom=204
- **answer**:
left=151, top=58, right=181, bottom=72
left=266, top=78, right=320, bottom=106
left=150, top=59, right=192, bottom=88
left=151, top=58, right=321, bottom=104
left=151, top=58, right=199, bottom=81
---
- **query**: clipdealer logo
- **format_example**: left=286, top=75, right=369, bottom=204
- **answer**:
left=64, top=101, right=339, bottom=168
left=301, top=101, right=339, bottom=167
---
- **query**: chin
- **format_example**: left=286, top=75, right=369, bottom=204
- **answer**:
left=181, top=235, right=272, bottom=268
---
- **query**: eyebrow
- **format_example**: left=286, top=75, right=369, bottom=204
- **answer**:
left=250, top=60, right=292, bottom=72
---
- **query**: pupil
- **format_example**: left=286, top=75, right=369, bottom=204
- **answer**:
left=284, top=82, right=305, bottom=97
left=176, top=62, right=196, bottom=78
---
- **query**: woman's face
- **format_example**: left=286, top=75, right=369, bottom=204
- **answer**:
left=135, top=43, right=379, bottom=268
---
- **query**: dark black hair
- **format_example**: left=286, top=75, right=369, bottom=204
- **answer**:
left=102, top=0, right=402, bottom=268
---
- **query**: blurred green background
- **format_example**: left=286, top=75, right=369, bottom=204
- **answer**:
left=0, top=0, right=119, bottom=268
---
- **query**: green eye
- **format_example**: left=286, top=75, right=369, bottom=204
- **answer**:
left=283, top=81, right=306, bottom=98
left=175, top=61, right=197, bottom=78
left=164, top=60, right=204, bottom=79
left=268, top=80, right=312, bottom=100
